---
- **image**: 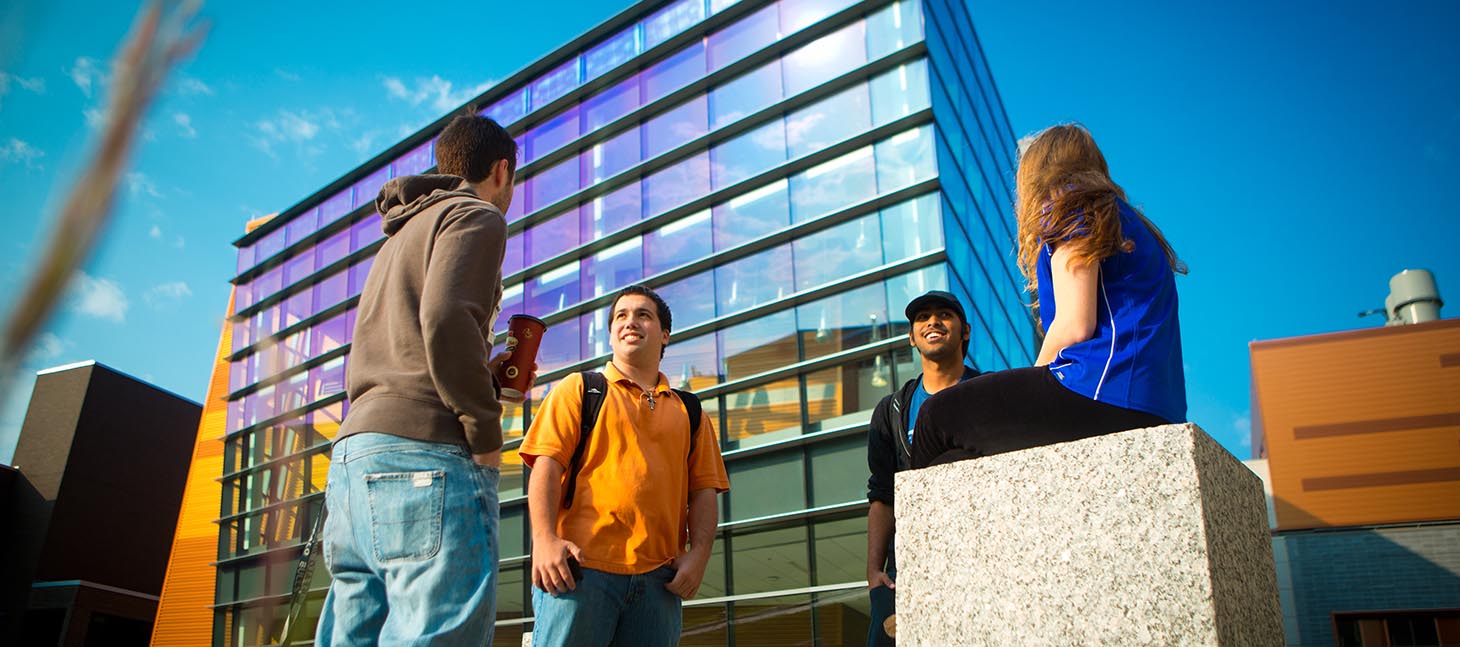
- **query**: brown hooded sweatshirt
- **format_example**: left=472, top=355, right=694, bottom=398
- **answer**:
left=336, top=174, right=507, bottom=454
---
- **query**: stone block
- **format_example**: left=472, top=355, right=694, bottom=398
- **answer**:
left=894, top=423, right=1282, bottom=646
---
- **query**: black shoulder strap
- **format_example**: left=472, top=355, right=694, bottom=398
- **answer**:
left=671, top=388, right=701, bottom=459
left=563, top=371, right=607, bottom=509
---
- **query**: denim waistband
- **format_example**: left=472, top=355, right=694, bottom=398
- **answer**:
left=333, top=432, right=472, bottom=463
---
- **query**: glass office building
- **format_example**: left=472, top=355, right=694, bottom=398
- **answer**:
left=205, top=0, right=1032, bottom=644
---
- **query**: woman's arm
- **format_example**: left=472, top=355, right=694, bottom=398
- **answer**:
left=1035, top=243, right=1099, bottom=366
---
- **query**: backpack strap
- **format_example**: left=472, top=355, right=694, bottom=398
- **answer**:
left=671, top=388, right=701, bottom=459
left=563, top=371, right=607, bottom=509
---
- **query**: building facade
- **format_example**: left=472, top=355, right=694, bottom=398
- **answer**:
left=1251, top=318, right=1460, bottom=647
left=153, top=0, right=1033, bottom=644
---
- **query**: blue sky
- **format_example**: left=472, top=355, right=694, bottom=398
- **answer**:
left=1, top=0, right=1457, bottom=463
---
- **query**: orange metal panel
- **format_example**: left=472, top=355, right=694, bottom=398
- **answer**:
left=1251, top=318, right=1460, bottom=531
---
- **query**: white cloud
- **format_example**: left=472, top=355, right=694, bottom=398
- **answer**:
left=175, top=77, right=213, bottom=96
left=173, top=112, right=196, bottom=138
left=251, top=108, right=350, bottom=158
left=68, top=56, right=106, bottom=98
left=125, top=172, right=162, bottom=198
left=69, top=273, right=129, bottom=323
left=0, top=138, right=44, bottom=169
left=351, top=130, right=380, bottom=155
left=83, top=107, right=107, bottom=129
left=27, top=333, right=65, bottom=362
left=0, top=71, right=45, bottom=108
left=381, top=74, right=494, bottom=113
left=149, top=224, right=162, bottom=239
left=144, top=281, right=192, bottom=306
left=275, top=68, right=301, bottom=82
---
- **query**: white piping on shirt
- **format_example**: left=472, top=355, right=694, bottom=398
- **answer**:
left=1094, top=267, right=1115, bottom=401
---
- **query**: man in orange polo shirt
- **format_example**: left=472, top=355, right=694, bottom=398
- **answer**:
left=520, top=284, right=729, bottom=647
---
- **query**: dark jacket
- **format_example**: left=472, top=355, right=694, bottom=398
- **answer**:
left=866, top=366, right=981, bottom=504
left=337, top=174, right=508, bottom=453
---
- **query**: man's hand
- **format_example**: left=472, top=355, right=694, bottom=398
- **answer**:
left=488, top=351, right=538, bottom=403
left=867, top=567, right=895, bottom=590
left=666, top=546, right=711, bottom=599
left=531, top=534, right=582, bottom=596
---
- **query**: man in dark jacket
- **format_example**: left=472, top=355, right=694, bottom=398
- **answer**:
left=865, top=290, right=979, bottom=646
left=317, top=115, right=522, bottom=646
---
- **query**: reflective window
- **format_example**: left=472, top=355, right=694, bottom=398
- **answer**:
left=655, top=271, right=716, bottom=330
left=583, top=127, right=641, bottom=183
left=312, top=271, right=347, bottom=315
left=396, top=139, right=435, bottom=177
left=785, top=83, right=871, bottom=158
left=530, top=59, right=580, bottom=111
left=582, top=183, right=644, bottom=240
left=881, top=192, right=942, bottom=262
left=586, top=28, right=640, bottom=80
left=707, top=4, right=778, bottom=71
left=525, top=106, right=580, bottom=163
left=256, top=229, right=286, bottom=264
left=875, top=124, right=937, bottom=193
left=804, top=354, right=889, bottom=433
left=642, top=41, right=706, bottom=104
left=782, top=20, right=866, bottom=96
left=256, top=267, right=283, bottom=301
left=580, top=309, right=610, bottom=360
left=870, top=58, right=931, bottom=126
left=793, top=214, right=882, bottom=291
left=644, top=209, right=712, bottom=276
left=494, top=283, right=525, bottom=337
left=643, top=153, right=709, bottom=217
left=236, top=246, right=255, bottom=275
left=708, top=62, right=782, bottom=130
left=283, top=253, right=315, bottom=288
left=779, top=0, right=856, bottom=34
left=351, top=212, right=384, bottom=253
left=281, top=291, right=311, bottom=331
left=797, top=281, right=887, bottom=361
left=483, top=89, right=526, bottom=127
left=643, top=0, right=705, bottom=50
left=285, top=208, right=317, bottom=246
left=726, top=457, right=805, bottom=522
left=526, top=207, right=580, bottom=266
left=321, top=191, right=354, bottom=228
left=355, top=167, right=391, bottom=210
left=789, top=147, right=875, bottom=223
left=526, top=260, right=581, bottom=316
left=718, top=310, right=796, bottom=381
left=536, top=315, right=581, bottom=374
left=866, top=0, right=924, bottom=60
left=712, top=178, right=789, bottom=250
left=348, top=258, right=373, bottom=297
left=723, top=376, right=801, bottom=448
left=663, top=330, right=719, bottom=391
left=502, top=232, right=525, bottom=277
left=885, top=265, right=948, bottom=334
left=711, top=119, right=786, bottom=190
left=644, top=96, right=707, bottom=159
left=715, top=244, right=792, bottom=315
left=582, top=238, right=643, bottom=299
left=812, top=515, right=867, bottom=585
left=504, top=180, right=526, bottom=222
left=527, top=157, right=581, bottom=213
left=583, top=76, right=640, bottom=131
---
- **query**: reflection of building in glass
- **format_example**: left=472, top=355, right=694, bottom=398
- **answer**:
left=152, top=0, right=1033, bottom=644
left=1249, top=318, right=1460, bottom=647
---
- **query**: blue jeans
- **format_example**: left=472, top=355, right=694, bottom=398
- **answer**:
left=531, top=565, right=682, bottom=647
left=316, top=432, right=501, bottom=646
left=868, top=566, right=896, bottom=647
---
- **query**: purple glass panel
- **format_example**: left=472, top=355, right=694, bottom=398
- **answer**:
left=257, top=266, right=284, bottom=300
left=235, top=282, right=256, bottom=312
left=281, top=328, right=311, bottom=370
left=229, top=358, right=248, bottom=393
left=483, top=90, right=527, bottom=127
left=874, top=125, right=936, bottom=192
left=643, top=96, right=707, bottom=159
left=313, top=357, right=347, bottom=401
left=580, top=310, right=610, bottom=360
left=643, top=0, right=705, bottom=50
left=714, top=244, right=793, bottom=315
left=655, top=271, right=716, bottom=329
left=793, top=212, right=881, bottom=291
left=581, top=238, right=643, bottom=299
left=531, top=60, right=582, bottom=111
left=255, top=385, right=277, bottom=424
left=536, top=316, right=582, bottom=374
left=350, top=213, right=384, bottom=252
left=320, top=190, right=354, bottom=228
left=782, top=21, right=866, bottom=96
left=494, top=283, right=525, bottom=338
left=709, top=62, right=782, bottom=130
left=524, top=106, right=580, bottom=164
left=277, top=371, right=310, bottom=414
left=644, top=209, right=711, bottom=276
left=586, top=27, right=640, bottom=80
left=232, top=319, right=251, bottom=354
left=527, top=157, right=581, bottom=214
left=502, top=232, right=525, bottom=277
left=348, top=257, right=374, bottom=297
left=229, top=394, right=248, bottom=432
left=779, top=0, right=857, bottom=34
left=710, top=119, right=786, bottom=190
left=662, top=331, right=719, bottom=389
left=236, top=245, right=255, bottom=276
left=310, top=311, right=350, bottom=357
left=581, top=183, right=644, bottom=240
left=789, top=146, right=876, bottom=222
left=786, top=83, right=871, bottom=158
left=313, top=269, right=348, bottom=312
left=712, top=178, right=789, bottom=250
left=281, top=290, right=312, bottom=330
left=394, top=140, right=434, bottom=177
left=285, top=208, right=319, bottom=246
left=354, top=166, right=391, bottom=209
left=584, top=76, right=641, bottom=131
left=707, top=4, right=778, bottom=71
left=254, top=306, right=278, bottom=341
left=256, top=228, right=286, bottom=263
left=643, top=153, right=709, bottom=218
left=582, top=128, right=641, bottom=184
left=641, top=41, right=706, bottom=104
left=505, top=181, right=526, bottom=223
left=315, top=228, right=351, bottom=270
left=526, top=207, right=581, bottom=266
left=283, top=253, right=316, bottom=288
left=717, top=309, right=797, bottom=380
left=525, top=260, right=581, bottom=316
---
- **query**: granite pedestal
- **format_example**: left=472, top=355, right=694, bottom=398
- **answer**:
left=894, top=423, right=1282, bottom=646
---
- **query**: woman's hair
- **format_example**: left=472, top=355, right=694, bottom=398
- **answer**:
left=1014, top=124, right=1185, bottom=309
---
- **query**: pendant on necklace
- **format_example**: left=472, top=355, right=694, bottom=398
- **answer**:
left=645, top=391, right=656, bottom=410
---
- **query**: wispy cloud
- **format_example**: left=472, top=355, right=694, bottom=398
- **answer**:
left=174, top=76, right=213, bottom=96
left=250, top=108, right=349, bottom=158
left=149, top=224, right=162, bottom=239
left=144, top=281, right=192, bottom=306
left=0, top=71, right=46, bottom=108
left=382, top=74, right=494, bottom=113
left=274, top=68, right=301, bottom=82
left=67, top=56, right=106, bottom=98
left=27, top=333, right=65, bottom=363
left=0, top=138, right=44, bottom=169
left=125, top=171, right=162, bottom=198
left=173, top=111, right=196, bottom=138
left=69, top=273, right=129, bottom=323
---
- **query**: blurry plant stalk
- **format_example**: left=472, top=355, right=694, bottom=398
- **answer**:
left=0, top=1, right=207, bottom=419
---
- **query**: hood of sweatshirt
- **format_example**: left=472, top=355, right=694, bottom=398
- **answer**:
left=375, top=174, right=479, bottom=236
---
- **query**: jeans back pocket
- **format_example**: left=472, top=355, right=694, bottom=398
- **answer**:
left=365, top=470, right=445, bottom=562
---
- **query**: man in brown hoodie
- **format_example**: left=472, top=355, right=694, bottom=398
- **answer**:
left=316, top=115, right=521, bottom=647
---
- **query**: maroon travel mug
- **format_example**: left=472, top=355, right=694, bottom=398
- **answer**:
left=496, top=315, right=545, bottom=403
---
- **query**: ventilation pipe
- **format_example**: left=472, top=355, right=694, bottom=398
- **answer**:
left=1381, top=270, right=1443, bottom=325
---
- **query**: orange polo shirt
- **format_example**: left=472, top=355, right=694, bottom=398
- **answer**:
left=520, top=363, right=730, bottom=575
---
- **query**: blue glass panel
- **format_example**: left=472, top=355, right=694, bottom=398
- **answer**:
left=583, top=127, right=642, bottom=184
left=707, top=4, right=778, bottom=71
left=536, top=316, right=582, bottom=374
left=714, top=243, right=792, bottom=315
left=783, top=21, right=865, bottom=97
left=643, top=0, right=706, bottom=50
left=866, top=0, right=923, bottom=60
left=526, top=207, right=580, bottom=266
left=396, top=139, right=435, bottom=177
left=717, top=309, right=797, bottom=380
left=785, top=83, right=870, bottom=158
left=484, top=90, right=527, bottom=127
left=527, top=157, right=582, bottom=213
left=494, top=283, right=525, bottom=338
left=642, top=41, right=706, bottom=104
left=505, top=180, right=526, bottom=223
left=644, top=96, right=708, bottom=160
left=712, top=178, right=788, bottom=250
left=797, top=281, right=888, bottom=361
left=525, top=260, right=581, bottom=316
left=709, top=0, right=740, bottom=13
left=711, top=119, right=786, bottom=190
left=586, top=27, right=641, bottom=80
left=583, top=76, right=640, bottom=131
left=663, top=331, right=719, bottom=390
left=880, top=193, right=942, bottom=263
left=875, top=124, right=936, bottom=193
left=644, top=209, right=712, bottom=276
left=582, top=238, right=643, bottom=299
left=779, top=0, right=857, bottom=34
left=870, top=59, right=930, bottom=126
left=789, top=147, right=876, bottom=223
left=580, top=309, right=611, bottom=360
left=530, top=59, right=581, bottom=111
left=793, top=213, right=881, bottom=292
left=582, top=183, right=644, bottom=240
left=525, top=106, right=580, bottom=164
left=709, top=62, right=782, bottom=130
left=885, top=264, right=948, bottom=330
left=503, top=232, right=524, bottom=277
left=643, top=153, right=709, bottom=217
left=655, top=271, right=716, bottom=330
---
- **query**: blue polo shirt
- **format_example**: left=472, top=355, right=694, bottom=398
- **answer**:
left=1035, top=199, right=1186, bottom=423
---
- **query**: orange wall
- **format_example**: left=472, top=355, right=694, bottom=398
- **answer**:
left=1251, top=318, right=1460, bottom=531
left=149, top=292, right=233, bottom=646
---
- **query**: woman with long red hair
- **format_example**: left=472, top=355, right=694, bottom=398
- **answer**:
left=911, top=124, right=1188, bottom=468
